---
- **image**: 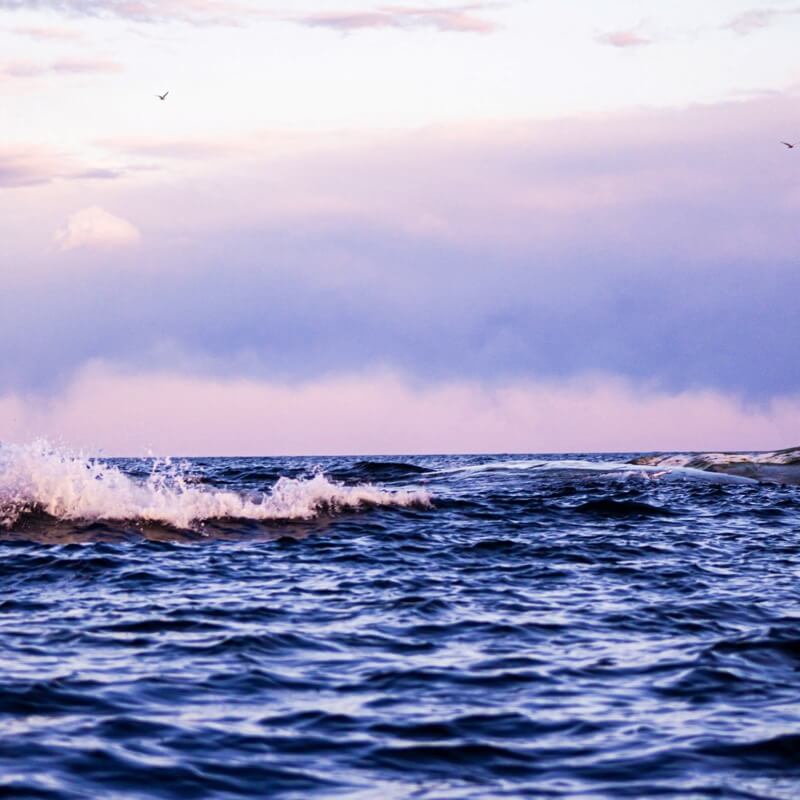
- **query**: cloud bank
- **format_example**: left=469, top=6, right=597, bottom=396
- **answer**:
left=3, top=92, right=800, bottom=432
left=2, top=366, right=798, bottom=456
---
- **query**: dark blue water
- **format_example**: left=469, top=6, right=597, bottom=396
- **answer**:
left=2, top=451, right=800, bottom=799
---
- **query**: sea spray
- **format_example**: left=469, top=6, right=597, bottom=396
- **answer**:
left=0, top=441, right=431, bottom=530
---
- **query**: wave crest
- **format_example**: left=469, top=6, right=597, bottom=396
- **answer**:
left=0, top=442, right=431, bottom=531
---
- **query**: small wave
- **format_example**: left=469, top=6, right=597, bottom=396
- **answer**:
left=0, top=441, right=431, bottom=531
left=436, top=459, right=550, bottom=474
left=699, top=732, right=800, bottom=769
left=330, top=460, right=433, bottom=483
left=573, top=499, right=677, bottom=518
left=357, top=460, right=431, bottom=475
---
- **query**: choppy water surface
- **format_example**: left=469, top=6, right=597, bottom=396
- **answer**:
left=2, top=446, right=800, bottom=799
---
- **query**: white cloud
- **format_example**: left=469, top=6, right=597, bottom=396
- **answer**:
left=54, top=206, right=141, bottom=251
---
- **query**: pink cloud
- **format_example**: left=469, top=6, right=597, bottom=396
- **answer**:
left=0, top=146, right=61, bottom=187
left=0, top=0, right=255, bottom=25
left=86, top=91, right=800, bottom=266
left=597, top=28, right=652, bottom=48
left=50, top=56, right=124, bottom=73
left=96, top=135, right=244, bottom=160
left=724, top=7, right=799, bottom=35
left=3, top=365, right=798, bottom=456
left=12, top=25, right=84, bottom=41
left=0, top=145, right=123, bottom=187
left=2, top=57, right=123, bottom=78
left=293, top=4, right=498, bottom=34
left=2, top=61, right=49, bottom=78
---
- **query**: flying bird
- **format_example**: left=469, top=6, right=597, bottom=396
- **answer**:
left=156, top=91, right=169, bottom=101
left=781, top=141, right=796, bottom=148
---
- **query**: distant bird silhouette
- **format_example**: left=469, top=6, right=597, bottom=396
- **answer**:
left=781, top=141, right=796, bottom=148
left=156, top=91, right=169, bottom=101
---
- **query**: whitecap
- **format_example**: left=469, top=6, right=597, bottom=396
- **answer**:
left=0, top=441, right=431, bottom=530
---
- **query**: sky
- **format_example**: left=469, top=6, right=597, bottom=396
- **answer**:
left=2, top=0, right=800, bottom=455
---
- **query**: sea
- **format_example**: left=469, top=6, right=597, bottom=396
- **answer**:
left=1, top=442, right=800, bottom=799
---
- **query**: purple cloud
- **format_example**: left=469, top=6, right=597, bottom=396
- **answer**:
left=0, top=147, right=59, bottom=187
left=0, top=0, right=251, bottom=25
left=4, top=92, right=800, bottom=404
left=725, top=7, right=800, bottom=35
left=0, top=145, right=124, bottom=187
left=292, top=4, right=498, bottom=34
left=2, top=57, right=123, bottom=77
left=68, top=167, right=124, bottom=180
left=12, top=25, right=84, bottom=40
left=0, top=0, right=498, bottom=33
left=51, top=56, right=124, bottom=73
left=96, top=135, right=243, bottom=161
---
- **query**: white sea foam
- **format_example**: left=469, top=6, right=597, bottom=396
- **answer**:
left=0, top=441, right=431, bottom=530
left=434, top=458, right=756, bottom=483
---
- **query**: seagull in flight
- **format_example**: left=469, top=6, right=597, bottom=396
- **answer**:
left=781, top=141, right=797, bottom=148
left=156, top=91, right=169, bottom=101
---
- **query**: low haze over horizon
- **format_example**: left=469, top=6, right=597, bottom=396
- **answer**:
left=2, top=0, right=800, bottom=455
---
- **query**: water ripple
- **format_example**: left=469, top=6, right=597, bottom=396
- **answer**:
left=1, top=451, right=800, bottom=797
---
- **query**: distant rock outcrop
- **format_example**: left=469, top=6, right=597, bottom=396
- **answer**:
left=630, top=447, right=800, bottom=484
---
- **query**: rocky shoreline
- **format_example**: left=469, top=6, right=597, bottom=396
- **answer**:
left=629, top=447, right=800, bottom=484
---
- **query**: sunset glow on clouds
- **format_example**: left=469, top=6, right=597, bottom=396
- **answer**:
left=2, top=0, right=800, bottom=454
left=3, top=366, right=799, bottom=457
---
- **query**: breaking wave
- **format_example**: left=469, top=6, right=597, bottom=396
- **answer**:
left=0, top=441, right=431, bottom=530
